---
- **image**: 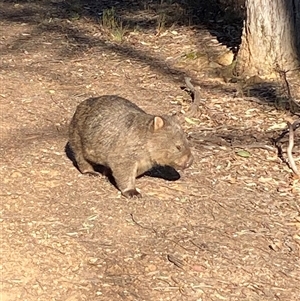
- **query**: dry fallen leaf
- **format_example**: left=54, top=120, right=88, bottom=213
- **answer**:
left=184, top=117, right=199, bottom=125
left=236, top=150, right=251, bottom=158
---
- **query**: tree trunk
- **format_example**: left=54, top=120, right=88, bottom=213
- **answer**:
left=237, top=0, right=300, bottom=77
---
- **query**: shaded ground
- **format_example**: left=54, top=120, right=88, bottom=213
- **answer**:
left=1, top=1, right=300, bottom=301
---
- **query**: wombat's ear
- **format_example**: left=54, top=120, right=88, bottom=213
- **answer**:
left=152, top=116, right=165, bottom=131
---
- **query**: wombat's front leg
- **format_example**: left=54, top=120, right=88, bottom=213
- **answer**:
left=111, top=163, right=141, bottom=198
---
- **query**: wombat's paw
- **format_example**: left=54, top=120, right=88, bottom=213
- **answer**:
left=84, top=171, right=100, bottom=177
left=122, top=189, right=142, bottom=198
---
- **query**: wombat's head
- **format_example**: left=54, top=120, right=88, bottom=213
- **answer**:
left=147, top=115, right=193, bottom=170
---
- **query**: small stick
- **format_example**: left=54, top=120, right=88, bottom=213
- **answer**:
left=287, top=121, right=299, bottom=176
left=184, top=77, right=202, bottom=115
left=184, top=77, right=194, bottom=92
left=277, top=68, right=300, bottom=115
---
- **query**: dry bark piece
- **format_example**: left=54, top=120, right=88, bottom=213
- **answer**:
left=167, top=255, right=185, bottom=269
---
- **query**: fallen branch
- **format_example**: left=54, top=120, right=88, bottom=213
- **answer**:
left=231, top=143, right=275, bottom=152
left=189, top=132, right=276, bottom=151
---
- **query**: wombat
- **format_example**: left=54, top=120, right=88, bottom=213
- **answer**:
left=68, top=95, right=193, bottom=198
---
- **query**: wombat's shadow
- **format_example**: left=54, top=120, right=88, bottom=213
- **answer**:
left=65, top=142, right=181, bottom=188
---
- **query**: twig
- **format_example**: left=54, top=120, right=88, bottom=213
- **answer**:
left=279, top=69, right=292, bottom=99
left=277, top=68, right=300, bottom=115
left=231, top=143, right=276, bottom=151
left=130, top=213, right=157, bottom=235
left=287, top=121, right=299, bottom=176
left=183, top=77, right=203, bottom=116
left=190, top=133, right=276, bottom=151
left=184, top=76, right=194, bottom=92
left=50, top=95, right=70, bottom=113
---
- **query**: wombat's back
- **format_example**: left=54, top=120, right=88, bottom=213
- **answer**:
left=69, top=95, right=155, bottom=162
left=73, top=95, right=146, bottom=121
left=70, top=95, right=152, bottom=136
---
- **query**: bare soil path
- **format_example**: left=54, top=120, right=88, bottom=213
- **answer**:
left=1, top=1, right=300, bottom=300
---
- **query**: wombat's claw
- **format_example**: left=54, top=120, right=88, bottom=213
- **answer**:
left=122, top=189, right=141, bottom=198
left=84, top=171, right=100, bottom=177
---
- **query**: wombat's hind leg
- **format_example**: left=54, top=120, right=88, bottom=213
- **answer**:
left=69, top=128, right=99, bottom=176
left=77, top=159, right=99, bottom=176
left=70, top=143, right=99, bottom=175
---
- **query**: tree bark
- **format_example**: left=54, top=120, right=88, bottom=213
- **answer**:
left=237, top=0, right=300, bottom=77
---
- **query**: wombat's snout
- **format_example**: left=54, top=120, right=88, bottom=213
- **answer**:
left=185, top=153, right=194, bottom=168
left=175, top=151, right=194, bottom=170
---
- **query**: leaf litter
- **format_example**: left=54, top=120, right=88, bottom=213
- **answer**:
left=1, top=1, right=300, bottom=301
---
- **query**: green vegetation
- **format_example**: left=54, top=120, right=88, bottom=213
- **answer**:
left=101, top=7, right=128, bottom=42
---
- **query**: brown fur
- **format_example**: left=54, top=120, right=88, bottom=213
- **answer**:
left=68, top=95, right=193, bottom=198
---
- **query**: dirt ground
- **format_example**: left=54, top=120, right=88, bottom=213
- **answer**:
left=1, top=1, right=300, bottom=301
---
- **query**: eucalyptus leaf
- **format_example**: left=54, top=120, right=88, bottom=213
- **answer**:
left=236, top=150, right=251, bottom=158
left=184, top=117, right=198, bottom=125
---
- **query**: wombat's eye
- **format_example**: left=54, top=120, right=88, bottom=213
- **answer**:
left=176, top=145, right=182, bottom=151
